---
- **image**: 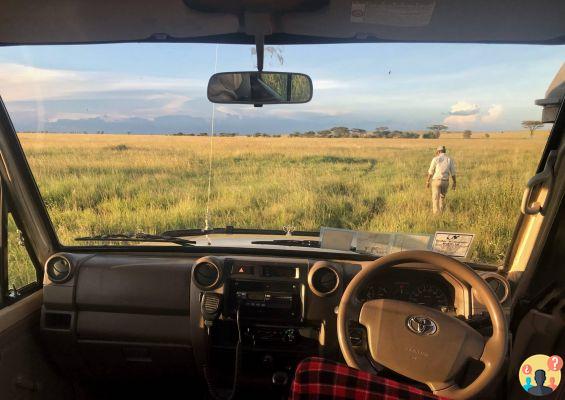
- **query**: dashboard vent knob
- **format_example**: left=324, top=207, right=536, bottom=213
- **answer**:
left=192, top=258, right=222, bottom=290
left=308, top=262, right=340, bottom=297
left=483, top=274, right=511, bottom=303
left=46, top=256, right=73, bottom=283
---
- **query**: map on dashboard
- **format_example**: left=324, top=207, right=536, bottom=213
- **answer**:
left=431, top=232, right=475, bottom=258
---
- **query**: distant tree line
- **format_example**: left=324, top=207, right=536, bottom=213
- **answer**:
left=289, top=126, right=422, bottom=139
left=172, top=132, right=237, bottom=137
left=26, top=120, right=546, bottom=139
left=167, top=121, right=544, bottom=139
left=170, top=125, right=449, bottom=139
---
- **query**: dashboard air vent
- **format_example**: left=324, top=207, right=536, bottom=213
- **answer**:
left=46, top=256, right=73, bottom=283
left=483, top=274, right=511, bottom=303
left=308, top=262, right=340, bottom=297
left=192, top=258, right=222, bottom=290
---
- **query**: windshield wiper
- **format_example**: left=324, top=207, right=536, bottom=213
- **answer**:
left=161, top=226, right=320, bottom=237
left=250, top=239, right=320, bottom=248
left=75, top=232, right=196, bottom=246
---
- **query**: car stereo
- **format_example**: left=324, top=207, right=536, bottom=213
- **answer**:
left=224, top=261, right=304, bottom=322
left=226, top=280, right=302, bottom=322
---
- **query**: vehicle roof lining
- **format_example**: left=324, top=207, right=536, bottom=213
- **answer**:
left=0, top=0, right=564, bottom=46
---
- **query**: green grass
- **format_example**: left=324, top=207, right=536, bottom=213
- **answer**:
left=8, top=132, right=547, bottom=287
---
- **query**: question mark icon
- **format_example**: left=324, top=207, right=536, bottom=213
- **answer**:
left=547, top=355, right=563, bottom=371
left=522, top=364, right=532, bottom=374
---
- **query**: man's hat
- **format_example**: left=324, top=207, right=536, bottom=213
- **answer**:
left=436, top=145, right=446, bottom=152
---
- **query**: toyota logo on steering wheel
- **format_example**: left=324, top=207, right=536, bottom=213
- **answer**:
left=406, top=316, right=438, bottom=335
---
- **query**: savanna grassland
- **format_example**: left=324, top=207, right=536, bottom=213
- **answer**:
left=10, top=131, right=547, bottom=288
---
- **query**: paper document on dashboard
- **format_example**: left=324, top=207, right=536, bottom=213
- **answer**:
left=320, top=227, right=355, bottom=251
left=355, top=232, right=392, bottom=256
left=432, top=232, right=475, bottom=258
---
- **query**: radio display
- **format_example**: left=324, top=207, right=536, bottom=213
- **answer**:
left=246, top=292, right=265, bottom=301
left=226, top=280, right=302, bottom=321
left=262, top=265, right=298, bottom=278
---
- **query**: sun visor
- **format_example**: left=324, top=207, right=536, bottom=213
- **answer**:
left=0, top=1, right=239, bottom=45
left=536, top=63, right=565, bottom=123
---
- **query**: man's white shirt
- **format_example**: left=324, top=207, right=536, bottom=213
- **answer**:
left=428, top=154, right=456, bottom=180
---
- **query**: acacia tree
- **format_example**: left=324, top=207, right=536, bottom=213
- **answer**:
left=373, top=126, right=391, bottom=138
left=330, top=127, right=350, bottom=137
left=427, top=124, right=448, bottom=139
left=521, top=120, right=544, bottom=138
left=375, top=126, right=390, bottom=133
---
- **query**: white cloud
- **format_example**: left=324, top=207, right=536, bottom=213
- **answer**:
left=0, top=63, right=82, bottom=102
left=263, top=106, right=349, bottom=118
left=448, top=101, right=480, bottom=116
left=0, top=63, right=205, bottom=103
left=0, top=62, right=209, bottom=125
left=136, top=93, right=193, bottom=117
left=481, top=104, right=503, bottom=123
left=48, top=112, right=100, bottom=122
left=443, top=101, right=504, bottom=129
left=215, top=105, right=243, bottom=118
left=215, top=104, right=350, bottom=121
left=443, top=114, right=477, bottom=128
left=443, top=101, right=479, bottom=128
left=313, top=79, right=348, bottom=90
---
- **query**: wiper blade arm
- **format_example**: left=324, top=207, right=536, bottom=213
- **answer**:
left=161, top=226, right=320, bottom=237
left=75, top=232, right=196, bottom=246
left=250, top=239, right=320, bottom=248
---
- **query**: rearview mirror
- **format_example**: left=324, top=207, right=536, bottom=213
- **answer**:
left=207, top=71, right=313, bottom=105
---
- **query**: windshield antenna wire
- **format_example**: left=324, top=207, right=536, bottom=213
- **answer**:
left=204, top=44, right=219, bottom=241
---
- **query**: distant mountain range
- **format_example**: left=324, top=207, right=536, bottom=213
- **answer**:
left=14, top=113, right=387, bottom=135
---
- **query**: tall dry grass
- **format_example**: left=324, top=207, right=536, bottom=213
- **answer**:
left=9, top=132, right=546, bottom=287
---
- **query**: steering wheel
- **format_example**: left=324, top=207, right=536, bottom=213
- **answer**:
left=337, top=250, right=507, bottom=399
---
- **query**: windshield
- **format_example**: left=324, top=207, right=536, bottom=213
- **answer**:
left=1, top=43, right=561, bottom=264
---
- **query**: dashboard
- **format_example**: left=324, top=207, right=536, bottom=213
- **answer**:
left=39, top=251, right=511, bottom=389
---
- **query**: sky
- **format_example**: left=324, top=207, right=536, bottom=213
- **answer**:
left=0, top=42, right=562, bottom=134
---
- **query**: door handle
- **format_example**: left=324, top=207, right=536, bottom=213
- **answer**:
left=521, top=150, right=557, bottom=215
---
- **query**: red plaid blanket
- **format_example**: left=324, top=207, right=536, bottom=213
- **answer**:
left=289, top=357, right=443, bottom=400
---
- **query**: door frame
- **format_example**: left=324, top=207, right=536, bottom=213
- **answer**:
left=0, top=98, right=59, bottom=268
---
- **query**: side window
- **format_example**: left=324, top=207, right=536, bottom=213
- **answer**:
left=0, top=181, right=40, bottom=305
left=7, top=213, right=39, bottom=292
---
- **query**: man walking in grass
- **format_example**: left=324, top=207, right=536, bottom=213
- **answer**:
left=426, top=145, right=456, bottom=214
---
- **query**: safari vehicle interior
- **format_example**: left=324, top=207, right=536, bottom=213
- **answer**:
left=0, top=1, right=564, bottom=400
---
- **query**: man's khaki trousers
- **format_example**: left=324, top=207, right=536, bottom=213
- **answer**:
left=431, top=179, right=449, bottom=214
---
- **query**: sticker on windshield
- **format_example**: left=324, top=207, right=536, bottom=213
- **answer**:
left=351, top=0, right=436, bottom=27
left=432, top=232, right=474, bottom=258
